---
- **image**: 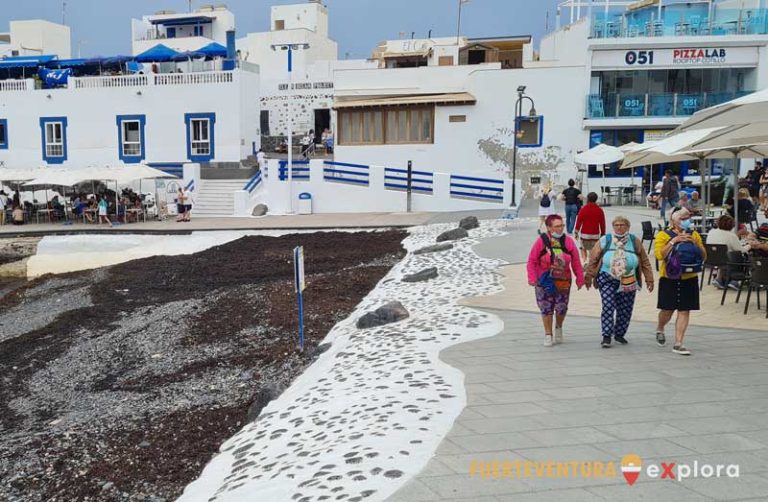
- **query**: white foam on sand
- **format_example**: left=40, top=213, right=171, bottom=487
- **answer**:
left=25, top=229, right=369, bottom=278
left=178, top=219, right=525, bottom=502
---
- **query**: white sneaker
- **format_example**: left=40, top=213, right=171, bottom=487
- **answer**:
left=544, top=335, right=554, bottom=347
left=554, top=327, right=563, bottom=344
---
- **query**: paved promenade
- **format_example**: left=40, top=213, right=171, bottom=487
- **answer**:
left=389, top=205, right=768, bottom=501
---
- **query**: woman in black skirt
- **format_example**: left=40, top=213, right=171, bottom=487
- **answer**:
left=654, top=207, right=707, bottom=356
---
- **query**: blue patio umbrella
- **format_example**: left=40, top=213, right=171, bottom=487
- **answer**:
left=172, top=51, right=206, bottom=62
left=135, top=44, right=181, bottom=62
left=196, top=42, right=228, bottom=58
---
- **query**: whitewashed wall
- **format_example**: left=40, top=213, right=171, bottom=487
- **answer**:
left=333, top=64, right=588, bottom=194
left=0, top=69, right=259, bottom=168
left=234, top=159, right=515, bottom=215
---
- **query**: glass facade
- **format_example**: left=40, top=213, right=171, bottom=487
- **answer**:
left=588, top=68, right=753, bottom=118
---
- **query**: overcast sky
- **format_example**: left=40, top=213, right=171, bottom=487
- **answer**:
left=3, top=0, right=563, bottom=58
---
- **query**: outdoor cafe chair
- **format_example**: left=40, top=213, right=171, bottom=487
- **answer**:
left=641, top=221, right=656, bottom=253
left=721, top=251, right=751, bottom=306
left=701, top=244, right=728, bottom=291
left=743, top=257, right=768, bottom=317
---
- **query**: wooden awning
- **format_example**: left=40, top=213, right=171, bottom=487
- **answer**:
left=334, top=92, right=476, bottom=109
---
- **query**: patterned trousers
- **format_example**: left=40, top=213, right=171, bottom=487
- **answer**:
left=596, top=272, right=637, bottom=339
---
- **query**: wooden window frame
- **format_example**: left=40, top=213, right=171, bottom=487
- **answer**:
left=337, top=105, right=435, bottom=146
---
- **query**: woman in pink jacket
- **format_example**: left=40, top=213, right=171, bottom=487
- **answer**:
left=527, top=214, right=585, bottom=347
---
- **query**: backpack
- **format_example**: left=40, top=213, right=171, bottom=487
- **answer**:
left=664, top=230, right=703, bottom=279
left=540, top=193, right=551, bottom=208
left=538, top=233, right=570, bottom=281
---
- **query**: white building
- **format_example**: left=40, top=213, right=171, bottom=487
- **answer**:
left=0, top=20, right=71, bottom=59
left=131, top=6, right=235, bottom=55
left=0, top=69, right=259, bottom=169
left=333, top=0, right=768, bottom=200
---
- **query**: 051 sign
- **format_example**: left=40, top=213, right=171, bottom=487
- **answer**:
left=625, top=50, right=655, bottom=65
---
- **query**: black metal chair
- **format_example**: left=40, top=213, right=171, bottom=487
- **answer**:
left=748, top=207, right=760, bottom=232
left=721, top=251, right=750, bottom=306
left=641, top=221, right=656, bottom=253
left=744, top=257, right=768, bottom=317
left=701, top=243, right=728, bottom=290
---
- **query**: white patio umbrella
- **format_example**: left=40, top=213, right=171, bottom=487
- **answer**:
left=677, top=88, right=768, bottom=132
left=574, top=144, right=624, bottom=204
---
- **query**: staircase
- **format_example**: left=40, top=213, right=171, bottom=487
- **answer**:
left=193, top=179, right=244, bottom=217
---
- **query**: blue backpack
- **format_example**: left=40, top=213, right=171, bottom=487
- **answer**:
left=664, top=230, right=703, bottom=279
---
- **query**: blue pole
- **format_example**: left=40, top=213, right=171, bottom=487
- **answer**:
left=297, top=289, right=304, bottom=350
left=287, top=46, right=293, bottom=73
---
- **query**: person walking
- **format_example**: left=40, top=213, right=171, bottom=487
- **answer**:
left=98, top=195, right=112, bottom=227
left=183, top=189, right=194, bottom=222
left=527, top=214, right=585, bottom=347
left=256, top=148, right=267, bottom=177
left=561, top=179, right=582, bottom=234
left=538, top=184, right=556, bottom=232
left=654, top=207, right=706, bottom=356
left=573, top=192, right=606, bottom=263
left=659, top=169, right=680, bottom=224
left=176, top=187, right=186, bottom=223
left=585, top=216, right=654, bottom=348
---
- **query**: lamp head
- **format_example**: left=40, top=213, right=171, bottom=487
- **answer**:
left=517, top=85, right=526, bottom=93
left=528, top=106, right=537, bottom=120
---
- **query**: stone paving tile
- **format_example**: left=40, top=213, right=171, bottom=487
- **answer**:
left=520, top=427, right=619, bottom=448
left=450, top=432, right=543, bottom=453
left=496, top=488, right=608, bottom=501
left=386, top=479, right=441, bottom=502
left=418, top=474, right=533, bottom=499
left=587, top=481, right=713, bottom=501
left=597, top=422, right=688, bottom=441
left=595, top=438, right=698, bottom=458
left=683, top=474, right=768, bottom=501
left=667, top=434, right=767, bottom=454
left=470, top=402, right=550, bottom=419
left=513, top=444, right=614, bottom=462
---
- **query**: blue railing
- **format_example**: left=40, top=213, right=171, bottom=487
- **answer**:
left=449, top=174, right=505, bottom=203
left=587, top=91, right=753, bottom=119
left=323, top=161, right=370, bottom=186
left=384, top=167, right=434, bottom=194
left=591, top=8, right=768, bottom=39
left=278, top=160, right=310, bottom=181
left=243, top=170, right=262, bottom=194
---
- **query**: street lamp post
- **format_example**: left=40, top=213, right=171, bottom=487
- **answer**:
left=512, top=85, right=537, bottom=207
left=271, top=43, right=310, bottom=214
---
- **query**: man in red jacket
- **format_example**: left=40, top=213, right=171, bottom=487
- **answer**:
left=573, top=192, right=607, bottom=263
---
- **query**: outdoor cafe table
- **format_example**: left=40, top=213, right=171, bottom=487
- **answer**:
left=126, top=208, right=145, bottom=223
left=35, top=208, right=54, bottom=224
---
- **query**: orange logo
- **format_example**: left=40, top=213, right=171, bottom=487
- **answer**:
left=621, top=454, right=642, bottom=486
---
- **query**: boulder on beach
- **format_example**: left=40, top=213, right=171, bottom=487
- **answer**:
left=356, top=301, right=409, bottom=329
left=402, top=267, right=438, bottom=283
left=413, top=243, right=453, bottom=255
left=252, top=204, right=268, bottom=217
left=458, top=216, right=480, bottom=230
left=436, top=228, right=468, bottom=242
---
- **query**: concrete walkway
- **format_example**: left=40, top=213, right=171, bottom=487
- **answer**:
left=388, top=207, right=768, bottom=501
left=0, top=209, right=509, bottom=237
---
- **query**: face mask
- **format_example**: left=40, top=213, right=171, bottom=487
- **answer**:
left=551, top=231, right=564, bottom=238
left=614, top=232, right=627, bottom=238
left=680, top=220, right=692, bottom=231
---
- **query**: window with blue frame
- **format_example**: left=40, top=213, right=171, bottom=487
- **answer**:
left=516, top=116, right=543, bottom=148
left=194, top=25, right=204, bottom=37
left=0, top=119, right=7, bottom=149
left=185, top=112, right=216, bottom=162
left=116, top=115, right=146, bottom=163
left=166, top=27, right=176, bottom=38
left=40, top=117, right=68, bottom=164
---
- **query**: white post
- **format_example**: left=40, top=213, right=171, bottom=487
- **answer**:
left=287, top=46, right=294, bottom=214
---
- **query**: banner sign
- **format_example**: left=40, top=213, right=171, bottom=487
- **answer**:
left=38, top=68, right=71, bottom=87
left=592, top=47, right=758, bottom=69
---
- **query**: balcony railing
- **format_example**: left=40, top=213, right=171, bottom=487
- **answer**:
left=586, top=91, right=753, bottom=119
left=591, top=9, right=768, bottom=39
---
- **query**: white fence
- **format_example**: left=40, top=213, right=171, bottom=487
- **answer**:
left=0, top=71, right=237, bottom=92
left=0, top=79, right=33, bottom=91
left=232, top=159, right=514, bottom=216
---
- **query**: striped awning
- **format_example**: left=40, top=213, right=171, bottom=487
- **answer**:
left=334, top=92, right=476, bottom=109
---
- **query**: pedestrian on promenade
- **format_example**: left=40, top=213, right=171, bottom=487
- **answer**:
left=585, top=216, right=654, bottom=348
left=527, top=214, right=585, bottom=347
left=176, top=188, right=186, bottom=223
left=538, top=184, right=556, bottom=232
left=659, top=169, right=680, bottom=224
left=183, top=189, right=194, bottom=222
left=98, top=195, right=112, bottom=227
left=573, top=192, right=606, bottom=263
left=654, top=207, right=706, bottom=356
left=560, top=179, right=582, bottom=234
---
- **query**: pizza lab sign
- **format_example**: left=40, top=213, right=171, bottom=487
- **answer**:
left=673, top=48, right=727, bottom=64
